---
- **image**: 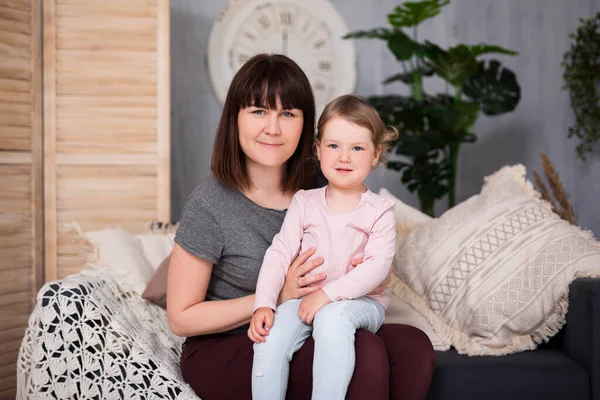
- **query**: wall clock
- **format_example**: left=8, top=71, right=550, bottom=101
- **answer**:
left=208, top=0, right=357, bottom=113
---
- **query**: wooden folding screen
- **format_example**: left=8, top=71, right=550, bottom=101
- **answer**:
left=0, top=1, right=169, bottom=397
left=0, top=1, right=42, bottom=397
left=43, top=0, right=171, bottom=280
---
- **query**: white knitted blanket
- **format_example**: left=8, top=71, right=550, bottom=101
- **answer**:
left=17, top=267, right=199, bottom=399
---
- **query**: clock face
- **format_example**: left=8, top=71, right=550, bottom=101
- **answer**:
left=208, top=0, right=357, bottom=114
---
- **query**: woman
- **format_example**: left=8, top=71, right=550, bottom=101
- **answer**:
left=167, top=53, right=435, bottom=400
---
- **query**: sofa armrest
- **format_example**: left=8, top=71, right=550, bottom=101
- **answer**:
left=560, top=277, right=600, bottom=400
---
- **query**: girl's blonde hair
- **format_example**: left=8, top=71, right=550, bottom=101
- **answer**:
left=316, top=94, right=399, bottom=165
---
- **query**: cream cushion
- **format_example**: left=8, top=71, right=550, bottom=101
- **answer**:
left=390, top=165, right=600, bottom=355
left=378, top=188, right=450, bottom=351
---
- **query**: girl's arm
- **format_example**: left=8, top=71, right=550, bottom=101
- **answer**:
left=322, top=205, right=396, bottom=301
left=254, top=194, right=306, bottom=311
left=167, top=243, right=328, bottom=337
left=167, top=243, right=254, bottom=337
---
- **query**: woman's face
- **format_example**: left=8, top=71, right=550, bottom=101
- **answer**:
left=238, top=97, right=304, bottom=169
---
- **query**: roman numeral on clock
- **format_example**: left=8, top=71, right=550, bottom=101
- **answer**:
left=319, top=61, right=331, bottom=71
left=258, top=15, right=271, bottom=29
left=280, top=11, right=293, bottom=26
left=238, top=53, right=251, bottom=64
left=314, top=39, right=326, bottom=49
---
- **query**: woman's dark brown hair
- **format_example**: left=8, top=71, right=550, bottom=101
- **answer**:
left=211, top=54, right=316, bottom=192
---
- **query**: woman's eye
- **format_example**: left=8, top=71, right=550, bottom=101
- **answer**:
left=253, top=110, right=265, bottom=115
left=352, top=146, right=364, bottom=151
left=282, top=111, right=293, bottom=117
left=328, top=144, right=338, bottom=149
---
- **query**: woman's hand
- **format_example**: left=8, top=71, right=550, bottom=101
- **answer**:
left=248, top=307, right=274, bottom=343
left=367, top=269, right=392, bottom=295
left=278, top=248, right=326, bottom=305
left=298, top=289, right=331, bottom=324
left=347, top=259, right=391, bottom=295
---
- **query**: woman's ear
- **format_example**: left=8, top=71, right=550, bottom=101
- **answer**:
left=372, top=144, right=382, bottom=166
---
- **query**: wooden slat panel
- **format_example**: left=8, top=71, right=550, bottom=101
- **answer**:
left=0, top=0, right=30, bottom=12
left=0, top=77, right=30, bottom=91
left=0, top=28, right=29, bottom=48
left=0, top=166, right=33, bottom=276
left=30, top=0, right=42, bottom=296
left=0, top=6, right=29, bottom=24
left=0, top=268, right=31, bottom=293
left=0, top=302, right=30, bottom=331
left=0, top=338, right=23, bottom=357
left=0, top=305, right=27, bottom=398
left=55, top=165, right=159, bottom=275
left=55, top=1, right=157, bottom=18
left=0, top=376, right=16, bottom=398
left=0, top=62, right=30, bottom=80
left=45, top=0, right=170, bottom=281
left=43, top=0, right=58, bottom=281
left=0, top=16, right=30, bottom=35
left=0, top=291, right=30, bottom=307
left=0, top=1, right=41, bottom=397
left=0, top=2, right=31, bottom=152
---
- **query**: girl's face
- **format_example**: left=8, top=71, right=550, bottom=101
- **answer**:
left=238, top=97, right=304, bottom=170
left=317, top=117, right=381, bottom=190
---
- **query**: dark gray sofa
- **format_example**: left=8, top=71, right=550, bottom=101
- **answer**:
left=426, top=278, right=600, bottom=400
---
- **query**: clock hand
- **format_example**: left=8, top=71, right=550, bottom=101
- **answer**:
left=282, top=30, right=288, bottom=56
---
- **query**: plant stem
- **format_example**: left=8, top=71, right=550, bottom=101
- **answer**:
left=448, top=142, right=460, bottom=208
left=418, top=193, right=435, bottom=217
left=454, top=86, right=463, bottom=103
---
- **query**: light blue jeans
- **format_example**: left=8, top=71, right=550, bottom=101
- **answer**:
left=252, top=296, right=385, bottom=400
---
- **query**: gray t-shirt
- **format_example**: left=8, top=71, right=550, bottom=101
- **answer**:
left=174, top=173, right=286, bottom=311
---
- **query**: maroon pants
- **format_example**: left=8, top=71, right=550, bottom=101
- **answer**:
left=180, top=324, right=435, bottom=400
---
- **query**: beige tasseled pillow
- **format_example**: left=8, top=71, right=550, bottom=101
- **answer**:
left=390, top=165, right=600, bottom=356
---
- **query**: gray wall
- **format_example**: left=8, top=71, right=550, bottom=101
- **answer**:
left=171, top=0, right=600, bottom=236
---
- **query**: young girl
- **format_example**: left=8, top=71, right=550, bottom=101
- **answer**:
left=249, top=94, right=399, bottom=400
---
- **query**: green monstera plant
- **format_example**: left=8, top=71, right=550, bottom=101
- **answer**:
left=344, top=0, right=521, bottom=216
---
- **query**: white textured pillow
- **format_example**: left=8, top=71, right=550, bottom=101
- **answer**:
left=391, top=165, right=600, bottom=355
left=137, top=233, right=175, bottom=271
left=84, top=228, right=155, bottom=292
left=384, top=274, right=450, bottom=351
left=378, top=188, right=450, bottom=350
left=378, top=188, right=432, bottom=226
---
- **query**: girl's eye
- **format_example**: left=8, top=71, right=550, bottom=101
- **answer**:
left=328, top=144, right=338, bottom=149
left=352, top=146, right=364, bottom=151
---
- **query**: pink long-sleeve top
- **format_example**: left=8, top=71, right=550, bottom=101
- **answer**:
left=254, top=187, right=396, bottom=312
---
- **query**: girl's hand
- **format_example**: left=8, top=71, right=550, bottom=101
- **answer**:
left=248, top=308, right=274, bottom=343
left=278, top=248, right=326, bottom=305
left=298, top=289, right=331, bottom=324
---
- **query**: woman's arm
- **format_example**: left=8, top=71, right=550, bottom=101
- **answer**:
left=167, top=244, right=254, bottom=337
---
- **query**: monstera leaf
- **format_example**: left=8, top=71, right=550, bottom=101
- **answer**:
left=387, top=30, right=424, bottom=61
left=469, top=43, right=519, bottom=57
left=389, top=150, right=449, bottom=216
left=387, top=0, right=450, bottom=28
left=343, top=28, right=392, bottom=40
left=345, top=28, right=422, bottom=61
left=423, top=98, right=480, bottom=137
left=368, top=95, right=425, bottom=132
left=383, top=66, right=434, bottom=84
left=422, top=42, right=478, bottom=87
left=463, top=60, right=521, bottom=115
